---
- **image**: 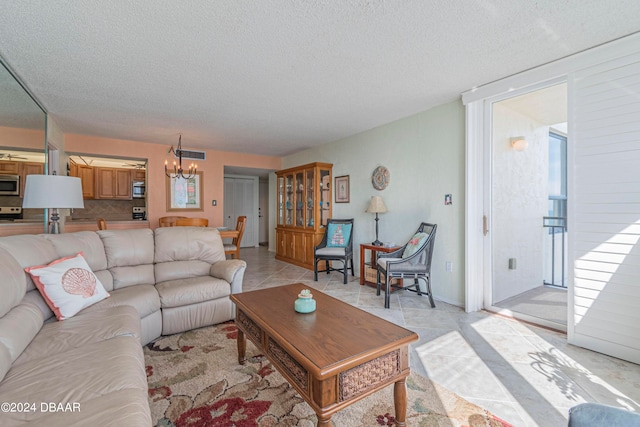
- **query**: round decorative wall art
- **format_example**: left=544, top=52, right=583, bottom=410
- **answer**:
left=371, top=166, right=390, bottom=190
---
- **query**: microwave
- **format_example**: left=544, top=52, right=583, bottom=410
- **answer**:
left=132, top=181, right=146, bottom=198
left=0, top=175, right=19, bottom=196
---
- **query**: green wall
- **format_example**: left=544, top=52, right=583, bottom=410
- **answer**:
left=282, top=99, right=466, bottom=306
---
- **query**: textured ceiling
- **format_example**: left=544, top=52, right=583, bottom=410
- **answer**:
left=0, top=1, right=638, bottom=156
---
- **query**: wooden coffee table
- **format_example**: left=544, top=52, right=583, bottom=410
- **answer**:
left=230, top=283, right=418, bottom=426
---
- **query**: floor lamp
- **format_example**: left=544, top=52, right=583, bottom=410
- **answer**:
left=366, top=196, right=387, bottom=246
left=22, top=175, right=84, bottom=234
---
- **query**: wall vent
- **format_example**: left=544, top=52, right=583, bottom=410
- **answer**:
left=175, top=149, right=206, bottom=160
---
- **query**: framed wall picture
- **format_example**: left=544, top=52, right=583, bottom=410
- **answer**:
left=335, top=175, right=350, bottom=203
left=166, top=171, right=204, bottom=211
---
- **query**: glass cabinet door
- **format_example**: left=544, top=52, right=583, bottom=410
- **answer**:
left=305, top=169, right=314, bottom=228
left=295, top=171, right=304, bottom=226
left=285, top=173, right=294, bottom=225
left=277, top=175, right=284, bottom=226
left=319, top=168, right=331, bottom=227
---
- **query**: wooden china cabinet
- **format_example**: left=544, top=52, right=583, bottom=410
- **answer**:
left=275, top=162, right=332, bottom=269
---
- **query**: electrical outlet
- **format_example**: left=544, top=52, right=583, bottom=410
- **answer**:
left=446, top=261, right=452, bottom=272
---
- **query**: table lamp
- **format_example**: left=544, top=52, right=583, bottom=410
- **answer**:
left=366, top=196, right=387, bottom=246
left=22, top=174, right=84, bottom=234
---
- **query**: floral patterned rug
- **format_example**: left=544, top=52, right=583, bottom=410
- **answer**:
left=145, top=322, right=513, bottom=426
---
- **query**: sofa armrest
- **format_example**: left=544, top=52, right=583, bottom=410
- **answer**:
left=210, top=259, right=247, bottom=294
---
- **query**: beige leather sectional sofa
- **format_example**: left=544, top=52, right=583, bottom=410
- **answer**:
left=0, top=227, right=246, bottom=426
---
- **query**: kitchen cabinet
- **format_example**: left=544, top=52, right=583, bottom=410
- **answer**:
left=75, top=165, right=95, bottom=199
left=131, top=169, right=146, bottom=182
left=275, top=162, right=332, bottom=269
left=0, top=161, right=19, bottom=175
left=95, top=168, right=132, bottom=200
left=20, top=162, right=44, bottom=197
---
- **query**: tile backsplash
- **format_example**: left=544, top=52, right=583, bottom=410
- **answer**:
left=0, top=196, right=44, bottom=220
left=71, top=199, right=146, bottom=221
left=0, top=196, right=145, bottom=221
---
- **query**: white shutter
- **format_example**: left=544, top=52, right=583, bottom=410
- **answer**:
left=569, top=50, right=640, bottom=363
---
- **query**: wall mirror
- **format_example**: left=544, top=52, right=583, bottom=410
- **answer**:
left=0, top=58, right=47, bottom=225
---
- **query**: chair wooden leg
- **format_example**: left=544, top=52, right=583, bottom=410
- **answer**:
left=314, top=259, right=319, bottom=281
left=325, top=260, right=330, bottom=274
left=350, top=258, right=354, bottom=276
left=376, top=270, right=381, bottom=296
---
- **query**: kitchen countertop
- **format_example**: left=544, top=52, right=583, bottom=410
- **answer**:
left=68, top=219, right=148, bottom=223
left=0, top=219, right=44, bottom=224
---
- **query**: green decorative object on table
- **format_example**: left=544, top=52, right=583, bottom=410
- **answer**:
left=294, top=289, right=316, bottom=313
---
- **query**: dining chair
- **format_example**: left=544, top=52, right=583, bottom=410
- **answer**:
left=313, top=218, right=354, bottom=284
left=159, top=216, right=187, bottom=227
left=224, top=216, right=247, bottom=259
left=96, top=218, right=107, bottom=230
left=376, top=222, right=437, bottom=308
left=175, top=218, right=209, bottom=227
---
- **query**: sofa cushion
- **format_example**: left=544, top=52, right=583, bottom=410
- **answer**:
left=0, top=302, right=43, bottom=385
left=108, top=264, right=155, bottom=290
left=155, top=259, right=213, bottom=283
left=13, top=305, right=140, bottom=367
left=33, top=388, right=151, bottom=427
left=98, top=229, right=155, bottom=268
left=98, top=229, right=155, bottom=290
left=0, top=335, right=147, bottom=425
left=25, top=253, right=110, bottom=320
left=83, top=284, right=160, bottom=319
left=161, top=298, right=234, bottom=335
left=0, top=234, right=58, bottom=292
left=154, top=226, right=226, bottom=264
left=44, top=231, right=108, bottom=272
left=0, top=247, right=26, bottom=318
left=156, top=276, right=230, bottom=309
left=45, top=231, right=114, bottom=291
left=0, top=244, right=52, bottom=383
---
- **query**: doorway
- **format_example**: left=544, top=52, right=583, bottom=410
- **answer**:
left=488, top=83, right=568, bottom=330
left=224, top=175, right=258, bottom=248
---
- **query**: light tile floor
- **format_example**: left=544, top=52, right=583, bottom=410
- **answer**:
left=497, top=286, right=568, bottom=326
left=240, top=247, right=640, bottom=426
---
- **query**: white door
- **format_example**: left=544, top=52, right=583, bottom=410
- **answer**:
left=567, top=51, right=640, bottom=364
left=464, top=38, right=640, bottom=364
left=259, top=179, right=269, bottom=244
left=223, top=176, right=258, bottom=248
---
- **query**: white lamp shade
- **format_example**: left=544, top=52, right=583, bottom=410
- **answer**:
left=366, top=196, right=387, bottom=213
left=22, top=175, right=85, bottom=209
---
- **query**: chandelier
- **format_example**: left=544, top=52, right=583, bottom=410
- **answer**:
left=165, top=134, right=197, bottom=179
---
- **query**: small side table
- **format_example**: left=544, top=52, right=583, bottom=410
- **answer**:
left=360, top=243, right=401, bottom=287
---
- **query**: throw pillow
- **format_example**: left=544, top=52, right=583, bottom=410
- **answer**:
left=25, top=253, right=110, bottom=320
left=326, top=223, right=352, bottom=247
left=402, top=232, right=429, bottom=259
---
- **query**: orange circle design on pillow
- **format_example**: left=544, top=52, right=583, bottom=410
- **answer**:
left=62, top=268, right=97, bottom=298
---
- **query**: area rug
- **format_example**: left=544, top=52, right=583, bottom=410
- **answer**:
left=144, top=322, right=513, bottom=426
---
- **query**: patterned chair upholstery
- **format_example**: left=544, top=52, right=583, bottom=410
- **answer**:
left=376, top=222, right=437, bottom=309
left=313, top=218, right=354, bottom=285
